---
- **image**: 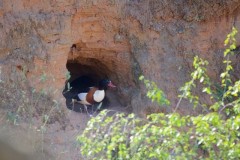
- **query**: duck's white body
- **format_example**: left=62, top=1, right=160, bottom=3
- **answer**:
left=93, top=90, right=105, bottom=102
left=77, top=93, right=91, bottom=105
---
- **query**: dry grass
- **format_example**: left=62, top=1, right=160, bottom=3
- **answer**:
left=0, top=66, right=67, bottom=126
left=0, top=66, right=73, bottom=159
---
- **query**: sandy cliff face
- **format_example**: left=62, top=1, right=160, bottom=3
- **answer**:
left=1, top=0, right=240, bottom=115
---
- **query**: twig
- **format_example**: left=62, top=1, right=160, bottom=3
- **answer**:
left=174, top=97, right=183, bottom=112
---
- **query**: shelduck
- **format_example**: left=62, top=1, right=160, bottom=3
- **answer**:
left=72, top=79, right=116, bottom=115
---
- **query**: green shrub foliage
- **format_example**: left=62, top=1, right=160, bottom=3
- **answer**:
left=77, top=27, right=240, bottom=159
left=139, top=75, right=170, bottom=106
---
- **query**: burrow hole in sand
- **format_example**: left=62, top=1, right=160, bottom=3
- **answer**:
left=62, top=44, right=122, bottom=113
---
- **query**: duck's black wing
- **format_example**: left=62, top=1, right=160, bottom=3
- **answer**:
left=70, top=76, right=94, bottom=92
left=63, top=76, right=95, bottom=112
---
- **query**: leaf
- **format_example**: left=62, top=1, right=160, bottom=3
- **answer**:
left=139, top=75, right=144, bottom=80
left=230, top=44, right=236, bottom=50
left=67, top=82, right=72, bottom=91
left=202, top=87, right=211, bottom=94
left=220, top=73, right=226, bottom=78
left=224, top=49, right=230, bottom=57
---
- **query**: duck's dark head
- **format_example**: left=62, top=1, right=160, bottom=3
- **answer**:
left=98, top=79, right=116, bottom=90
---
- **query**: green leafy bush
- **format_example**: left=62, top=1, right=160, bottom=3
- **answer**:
left=77, top=27, right=240, bottom=160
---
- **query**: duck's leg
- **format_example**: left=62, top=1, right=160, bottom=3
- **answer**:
left=90, top=102, right=102, bottom=116
left=91, top=104, right=94, bottom=114
left=84, top=105, right=92, bottom=117
left=71, top=99, right=75, bottom=111
left=71, top=99, right=84, bottom=113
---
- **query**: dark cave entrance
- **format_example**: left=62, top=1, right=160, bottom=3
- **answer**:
left=66, top=58, right=112, bottom=84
